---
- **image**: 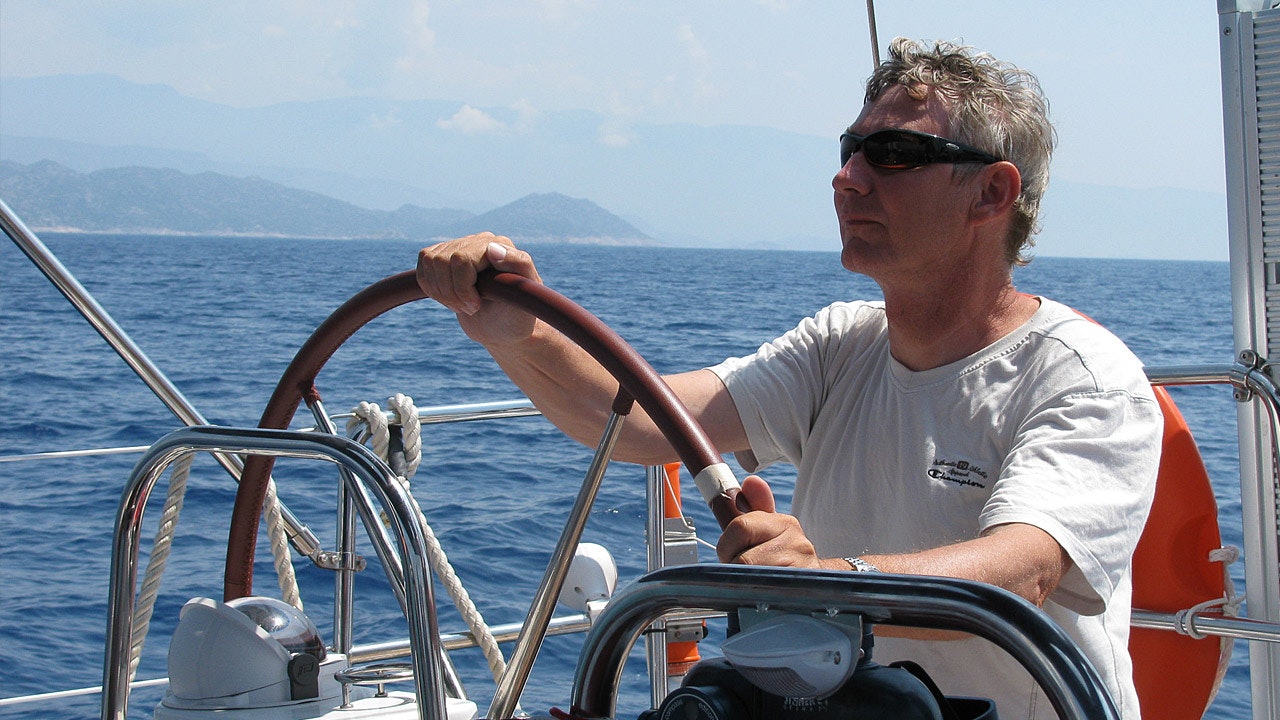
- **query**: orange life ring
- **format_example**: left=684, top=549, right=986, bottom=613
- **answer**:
left=1129, top=386, right=1231, bottom=720
left=1065, top=304, right=1232, bottom=718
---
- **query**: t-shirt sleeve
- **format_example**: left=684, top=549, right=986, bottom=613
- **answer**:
left=707, top=302, right=882, bottom=473
left=707, top=328, right=820, bottom=472
left=981, top=386, right=1162, bottom=615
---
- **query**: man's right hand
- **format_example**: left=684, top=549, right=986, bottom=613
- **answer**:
left=416, top=232, right=542, bottom=348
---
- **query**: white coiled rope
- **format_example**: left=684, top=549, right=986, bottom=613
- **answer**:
left=1171, top=546, right=1244, bottom=640
left=348, top=394, right=507, bottom=683
left=350, top=395, right=421, bottom=480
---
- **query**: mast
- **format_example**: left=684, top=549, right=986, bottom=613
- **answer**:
left=866, top=0, right=881, bottom=67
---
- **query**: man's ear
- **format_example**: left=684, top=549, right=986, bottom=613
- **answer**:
left=970, top=161, right=1021, bottom=226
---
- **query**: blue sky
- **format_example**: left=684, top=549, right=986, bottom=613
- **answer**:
left=0, top=1, right=1231, bottom=257
left=0, top=2, right=1226, bottom=191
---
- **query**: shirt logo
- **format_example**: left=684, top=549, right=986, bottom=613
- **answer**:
left=928, top=458, right=988, bottom=489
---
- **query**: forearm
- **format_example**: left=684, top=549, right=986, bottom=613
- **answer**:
left=816, top=523, right=1070, bottom=607
left=806, top=526, right=1070, bottom=642
left=479, top=319, right=688, bottom=465
left=419, top=236, right=748, bottom=465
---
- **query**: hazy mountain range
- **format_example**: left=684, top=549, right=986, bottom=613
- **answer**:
left=0, top=74, right=1229, bottom=259
left=0, top=159, right=652, bottom=243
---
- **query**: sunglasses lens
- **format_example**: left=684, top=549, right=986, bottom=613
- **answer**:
left=840, top=135, right=857, bottom=167
left=840, top=129, right=996, bottom=170
left=865, top=132, right=929, bottom=169
left=840, top=131, right=930, bottom=169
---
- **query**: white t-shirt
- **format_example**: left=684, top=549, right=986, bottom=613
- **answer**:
left=709, top=297, right=1161, bottom=720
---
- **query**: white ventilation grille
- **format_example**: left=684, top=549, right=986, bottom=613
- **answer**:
left=1253, top=13, right=1280, bottom=357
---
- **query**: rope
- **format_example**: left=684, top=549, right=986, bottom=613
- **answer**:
left=663, top=469, right=716, bottom=552
left=402, top=476, right=508, bottom=681
left=128, top=452, right=194, bottom=682
left=1211, top=545, right=1244, bottom=620
left=348, top=395, right=508, bottom=683
left=350, top=400, right=392, bottom=460
left=386, top=392, right=422, bottom=480
left=264, top=478, right=302, bottom=610
left=1171, top=545, right=1243, bottom=640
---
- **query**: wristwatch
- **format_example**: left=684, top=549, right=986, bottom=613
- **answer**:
left=843, top=556, right=880, bottom=572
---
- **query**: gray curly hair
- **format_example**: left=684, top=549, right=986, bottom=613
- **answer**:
left=865, top=38, right=1056, bottom=266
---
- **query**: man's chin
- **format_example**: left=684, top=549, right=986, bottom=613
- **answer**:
left=840, top=243, right=882, bottom=275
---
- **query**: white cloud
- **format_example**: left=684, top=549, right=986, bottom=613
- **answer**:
left=368, top=107, right=402, bottom=130
left=676, top=23, right=708, bottom=66
left=533, top=0, right=596, bottom=22
left=597, top=129, right=633, bottom=148
left=332, top=14, right=361, bottom=30
left=510, top=99, right=540, bottom=132
left=597, top=92, right=637, bottom=147
left=437, top=104, right=507, bottom=135
left=675, top=23, right=718, bottom=103
left=394, top=0, right=437, bottom=73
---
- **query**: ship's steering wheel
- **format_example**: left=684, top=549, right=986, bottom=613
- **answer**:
left=223, top=268, right=744, bottom=600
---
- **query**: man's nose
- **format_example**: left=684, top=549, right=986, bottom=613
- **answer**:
left=833, top=153, right=872, bottom=195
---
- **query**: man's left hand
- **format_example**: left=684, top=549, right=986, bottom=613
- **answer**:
left=716, top=475, right=824, bottom=568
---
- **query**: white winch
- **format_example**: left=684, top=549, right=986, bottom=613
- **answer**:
left=153, top=596, right=478, bottom=720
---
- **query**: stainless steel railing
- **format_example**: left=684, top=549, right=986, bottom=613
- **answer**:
left=1145, top=359, right=1280, bottom=648
left=572, top=564, right=1122, bottom=720
left=102, top=426, right=450, bottom=720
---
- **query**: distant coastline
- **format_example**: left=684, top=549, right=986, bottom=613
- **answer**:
left=1, top=159, right=657, bottom=246
left=30, top=227, right=658, bottom=245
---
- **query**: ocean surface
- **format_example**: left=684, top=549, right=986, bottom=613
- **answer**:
left=0, top=234, right=1252, bottom=719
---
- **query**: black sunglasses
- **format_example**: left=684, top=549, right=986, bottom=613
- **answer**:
left=839, top=128, right=1001, bottom=170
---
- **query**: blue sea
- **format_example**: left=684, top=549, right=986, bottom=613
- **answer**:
left=0, top=234, right=1251, bottom=719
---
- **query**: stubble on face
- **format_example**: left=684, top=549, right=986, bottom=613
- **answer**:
left=833, top=87, right=973, bottom=283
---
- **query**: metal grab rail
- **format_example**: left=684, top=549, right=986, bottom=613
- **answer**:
left=102, top=426, right=450, bottom=720
left=0, top=400, right=542, bottom=465
left=571, top=565, right=1121, bottom=720
left=1131, top=609, right=1280, bottom=643
left=1143, top=358, right=1280, bottom=646
left=1145, top=354, right=1280, bottom=411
